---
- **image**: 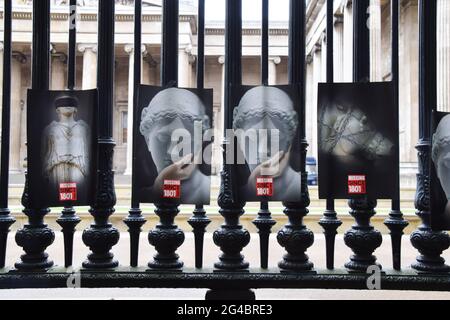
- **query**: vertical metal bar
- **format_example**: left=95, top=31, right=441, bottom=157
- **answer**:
left=384, top=0, right=408, bottom=271
left=161, top=0, right=179, bottom=86
left=68, top=0, right=76, bottom=90
left=0, top=0, right=16, bottom=269
left=148, top=0, right=185, bottom=270
left=411, top=0, right=450, bottom=273
left=253, top=0, right=276, bottom=270
left=15, top=0, right=55, bottom=271
left=81, top=0, right=120, bottom=269
left=277, top=0, right=314, bottom=272
left=261, top=0, right=269, bottom=85
left=344, top=0, right=382, bottom=272
left=213, top=0, right=251, bottom=272
left=319, top=0, right=342, bottom=271
left=125, top=0, right=146, bottom=268
left=56, top=0, right=81, bottom=268
left=188, top=0, right=211, bottom=270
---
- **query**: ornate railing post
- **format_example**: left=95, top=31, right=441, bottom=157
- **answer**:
left=277, top=0, right=314, bottom=273
left=187, top=0, right=211, bottom=269
left=252, top=0, right=276, bottom=270
left=0, top=0, right=16, bottom=269
left=124, top=0, right=146, bottom=268
left=411, top=0, right=450, bottom=273
left=147, top=0, right=185, bottom=270
left=82, top=0, right=120, bottom=269
left=15, top=0, right=55, bottom=271
left=343, top=0, right=382, bottom=272
left=384, top=0, right=408, bottom=271
left=56, top=0, right=81, bottom=268
left=212, top=0, right=251, bottom=272
left=318, top=0, right=342, bottom=270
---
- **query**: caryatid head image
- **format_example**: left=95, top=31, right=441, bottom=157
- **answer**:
left=42, top=95, right=90, bottom=188
left=318, top=97, right=394, bottom=162
left=432, top=114, right=450, bottom=216
left=140, top=88, right=211, bottom=204
left=233, top=86, right=301, bottom=200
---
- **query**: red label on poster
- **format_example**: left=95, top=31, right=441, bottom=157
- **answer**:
left=348, top=175, right=366, bottom=195
left=59, top=183, right=77, bottom=201
left=256, top=177, right=274, bottom=197
left=163, top=180, right=181, bottom=199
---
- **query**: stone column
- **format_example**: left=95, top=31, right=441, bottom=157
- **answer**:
left=78, top=44, right=97, bottom=90
left=305, top=54, right=314, bottom=158
left=437, top=0, right=450, bottom=112
left=51, top=53, right=67, bottom=90
left=334, top=14, right=344, bottom=81
left=343, top=0, right=353, bottom=82
left=10, top=55, right=24, bottom=173
left=369, top=0, right=382, bottom=81
left=268, top=56, right=281, bottom=85
left=178, top=47, right=192, bottom=87
left=399, top=0, right=419, bottom=166
left=320, top=33, right=327, bottom=81
left=216, top=55, right=226, bottom=173
left=124, top=44, right=147, bottom=175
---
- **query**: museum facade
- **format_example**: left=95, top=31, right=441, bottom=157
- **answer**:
left=0, top=0, right=449, bottom=188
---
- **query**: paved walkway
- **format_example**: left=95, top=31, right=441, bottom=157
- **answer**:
left=1, top=232, right=450, bottom=299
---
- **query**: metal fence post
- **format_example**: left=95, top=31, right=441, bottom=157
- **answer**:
left=187, top=0, right=211, bottom=270
left=56, top=0, right=81, bottom=269
left=0, top=0, right=16, bottom=269
left=318, top=0, right=342, bottom=271
left=124, top=0, right=146, bottom=268
left=147, top=0, right=185, bottom=270
left=277, top=0, right=315, bottom=273
left=343, top=0, right=383, bottom=272
left=411, top=0, right=450, bottom=273
left=384, top=0, right=408, bottom=271
left=82, top=0, right=120, bottom=269
left=212, top=0, right=251, bottom=273
left=252, top=0, right=276, bottom=270
left=15, top=0, right=55, bottom=271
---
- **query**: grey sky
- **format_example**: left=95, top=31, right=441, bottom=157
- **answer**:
left=205, top=0, right=290, bottom=22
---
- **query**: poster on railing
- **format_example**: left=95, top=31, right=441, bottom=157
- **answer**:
left=231, top=85, right=302, bottom=202
left=431, top=111, right=450, bottom=230
left=134, top=85, right=213, bottom=205
left=27, top=89, right=98, bottom=208
left=317, top=82, right=399, bottom=199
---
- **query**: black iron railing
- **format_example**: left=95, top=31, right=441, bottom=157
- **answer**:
left=0, top=0, right=449, bottom=300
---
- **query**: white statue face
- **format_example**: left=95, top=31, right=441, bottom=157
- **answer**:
left=57, top=106, right=76, bottom=117
left=145, top=117, right=195, bottom=173
left=237, top=115, right=289, bottom=172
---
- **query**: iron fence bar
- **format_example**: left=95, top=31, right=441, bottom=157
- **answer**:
left=187, top=0, right=211, bottom=270
left=82, top=0, right=120, bottom=269
left=148, top=0, right=185, bottom=270
left=343, top=0, right=382, bottom=272
left=124, top=0, right=146, bottom=268
left=15, top=0, right=55, bottom=271
left=411, top=0, right=450, bottom=273
left=384, top=0, right=408, bottom=271
left=319, top=0, right=341, bottom=271
left=0, top=0, right=16, bottom=269
left=213, top=0, right=251, bottom=272
left=276, top=0, right=314, bottom=273
left=56, top=0, right=81, bottom=268
left=253, top=0, right=276, bottom=270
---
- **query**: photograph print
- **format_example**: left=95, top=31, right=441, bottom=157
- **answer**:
left=27, top=89, right=98, bottom=208
left=134, top=85, right=213, bottom=205
left=231, top=85, right=303, bottom=202
left=431, top=111, right=450, bottom=230
left=317, top=82, right=399, bottom=199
